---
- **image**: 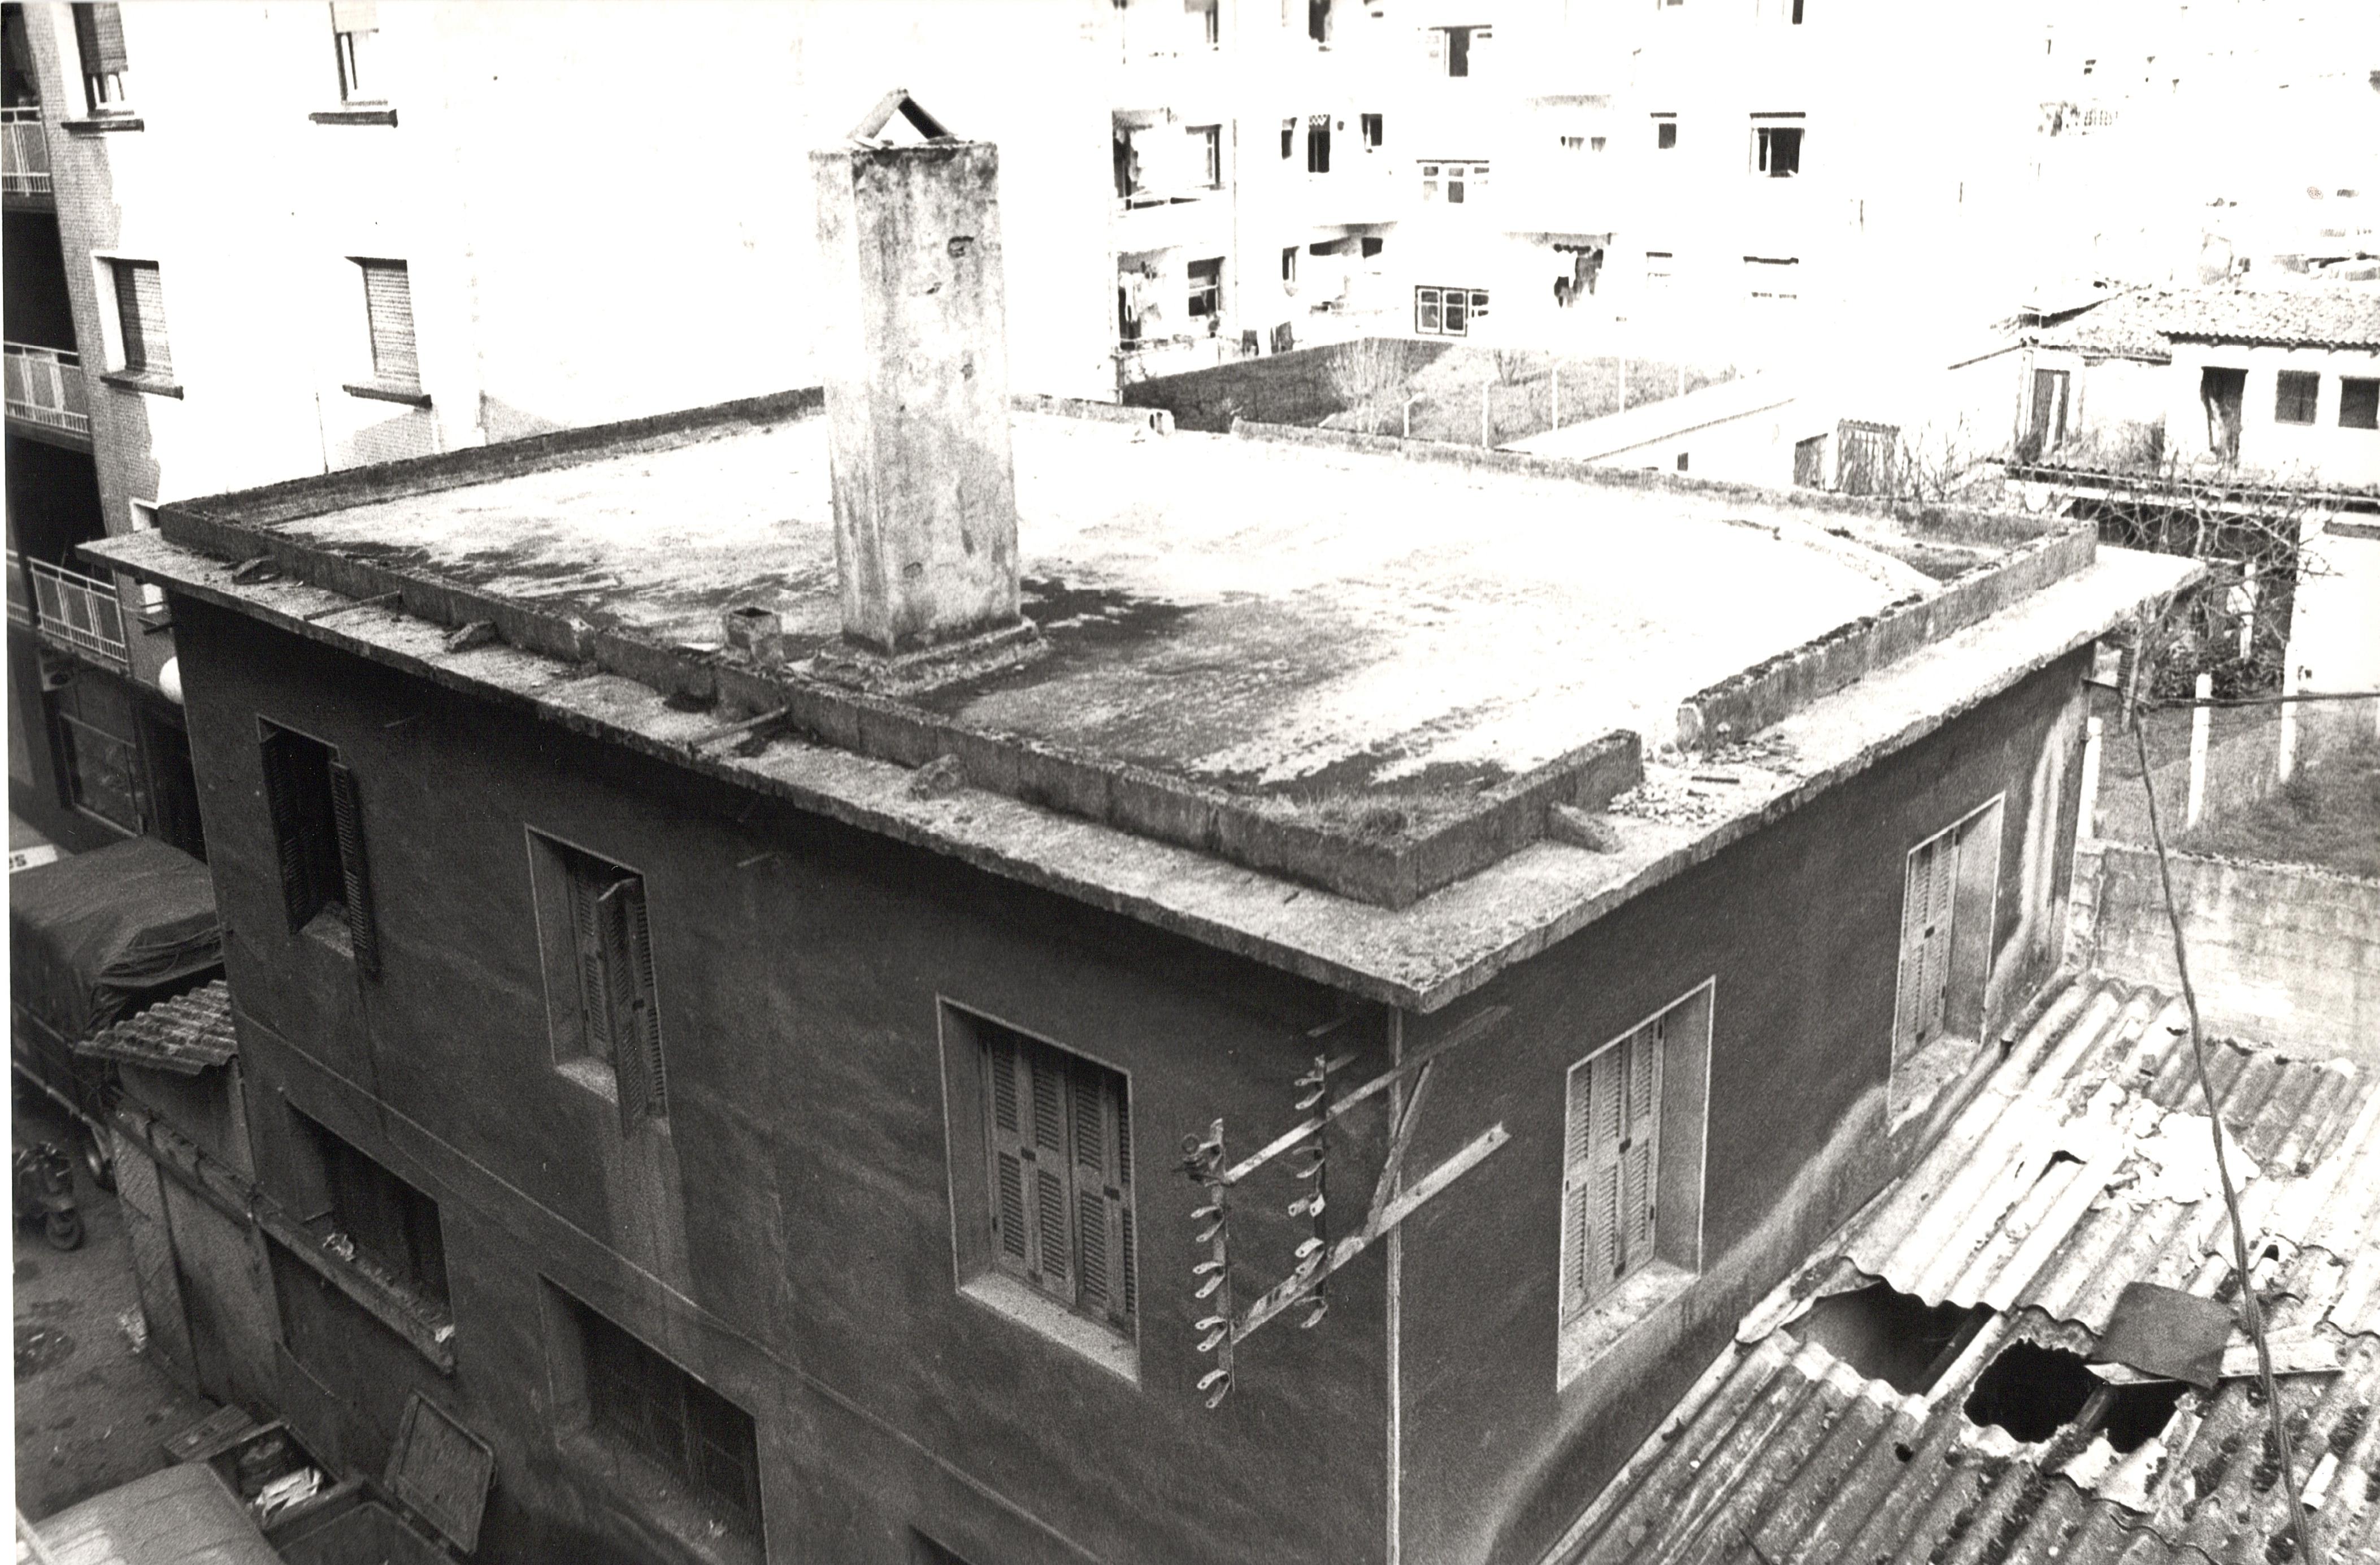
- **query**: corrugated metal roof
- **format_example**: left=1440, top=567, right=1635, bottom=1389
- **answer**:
left=1555, top=971, right=2380, bottom=1565
left=73, top=980, right=236, bottom=1076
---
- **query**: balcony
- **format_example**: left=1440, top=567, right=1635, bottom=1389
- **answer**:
left=5, top=342, right=92, bottom=440
left=25, top=555, right=129, bottom=672
left=2, top=106, right=50, bottom=198
left=1111, top=189, right=1230, bottom=256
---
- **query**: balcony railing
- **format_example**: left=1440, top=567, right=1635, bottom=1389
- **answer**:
left=27, top=556, right=129, bottom=671
left=2, top=106, right=50, bottom=197
left=4, top=342, right=90, bottom=438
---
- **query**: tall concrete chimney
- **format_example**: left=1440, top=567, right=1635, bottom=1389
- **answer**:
left=811, top=93, right=1024, bottom=662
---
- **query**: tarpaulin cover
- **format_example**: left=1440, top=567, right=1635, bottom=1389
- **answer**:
left=10, top=835, right=221, bottom=1041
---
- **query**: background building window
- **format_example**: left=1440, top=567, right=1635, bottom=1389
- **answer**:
left=1193, top=124, right=1222, bottom=187
left=1186, top=256, right=1222, bottom=320
left=983, top=1019, right=1134, bottom=1331
left=1654, top=116, right=1678, bottom=150
left=1280, top=117, right=1295, bottom=159
left=106, top=259, right=170, bottom=379
left=330, top=0, right=379, bottom=102
left=1415, top=285, right=1488, bottom=336
left=1431, top=24, right=1487, bottom=75
left=1753, top=121, right=1804, bottom=176
left=1305, top=113, right=1331, bottom=173
left=2274, top=370, right=2319, bottom=426
left=355, top=258, right=420, bottom=394
left=1282, top=245, right=1298, bottom=283
left=1422, top=159, right=1488, bottom=203
left=528, top=830, right=666, bottom=1128
left=567, top=1294, right=763, bottom=1549
left=70, top=2, right=128, bottom=114
left=2342, top=376, right=2379, bottom=430
left=1361, top=111, right=1383, bottom=149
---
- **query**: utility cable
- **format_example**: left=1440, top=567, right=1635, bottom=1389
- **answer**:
left=2129, top=716, right=2323, bottom=1565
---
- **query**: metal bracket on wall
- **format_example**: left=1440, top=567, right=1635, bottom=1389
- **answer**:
left=1179, top=1004, right=1512, bottom=1408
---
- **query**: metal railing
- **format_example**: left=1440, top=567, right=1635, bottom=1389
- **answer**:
left=3, top=342, right=90, bottom=437
left=2, top=106, right=49, bottom=197
left=27, top=556, right=129, bottom=671
left=5, top=548, right=32, bottom=630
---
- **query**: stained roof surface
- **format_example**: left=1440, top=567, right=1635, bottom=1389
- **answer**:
left=76, top=979, right=236, bottom=1076
left=267, top=411, right=1939, bottom=792
left=1558, top=971, right=2380, bottom=1565
left=2038, top=284, right=2380, bottom=358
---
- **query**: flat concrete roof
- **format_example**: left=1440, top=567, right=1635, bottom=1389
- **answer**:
left=94, top=392, right=2199, bottom=1008
left=261, top=407, right=1938, bottom=793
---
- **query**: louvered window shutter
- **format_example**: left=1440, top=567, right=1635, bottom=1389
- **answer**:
left=1070, top=1061, right=1134, bottom=1326
left=1895, top=838, right=1935, bottom=1051
left=260, top=736, right=314, bottom=931
left=326, top=760, right=380, bottom=979
left=114, top=263, right=170, bottom=376
left=598, top=877, right=665, bottom=1128
left=1922, top=838, right=1958, bottom=1041
left=73, top=3, right=128, bottom=74
left=360, top=262, right=419, bottom=387
left=329, top=0, right=377, bottom=32
left=1563, top=1024, right=1663, bottom=1320
left=1617, top=1023, right=1661, bottom=1274
left=983, top=1033, right=1035, bottom=1274
left=1027, top=1044, right=1075, bottom=1300
left=566, top=864, right=615, bottom=1067
left=622, top=879, right=666, bottom=1121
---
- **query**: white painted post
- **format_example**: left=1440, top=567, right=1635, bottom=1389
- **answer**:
left=2185, top=671, right=2213, bottom=829
left=1551, top=365, right=1560, bottom=430
left=2236, top=560, right=2258, bottom=661
left=2278, top=658, right=2301, bottom=784
left=1403, top=395, right=1413, bottom=440
left=1481, top=382, right=1491, bottom=447
left=2081, top=715, right=2104, bottom=839
left=1617, top=355, right=1628, bottom=411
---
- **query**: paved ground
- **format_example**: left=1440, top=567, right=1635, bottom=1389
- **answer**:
left=12, top=1089, right=211, bottom=1522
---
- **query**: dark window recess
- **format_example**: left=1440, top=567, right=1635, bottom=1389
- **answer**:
left=2201, top=366, right=2246, bottom=459
left=1187, top=257, right=1222, bottom=319
left=2274, top=369, right=2319, bottom=426
left=981, top=1020, right=1135, bottom=1332
left=1361, top=235, right=1384, bottom=259
left=109, top=259, right=170, bottom=378
left=259, top=722, right=378, bottom=976
left=1794, top=1284, right=1993, bottom=1395
left=1361, top=111, right=1383, bottom=149
left=1280, top=117, right=1295, bottom=159
left=1281, top=245, right=1297, bottom=283
left=548, top=838, right=667, bottom=1128
left=71, top=2, right=128, bottom=113
left=575, top=1299, right=762, bottom=1542
left=1306, top=113, right=1331, bottom=173
left=1755, top=123, right=1803, bottom=176
left=1656, top=118, right=1678, bottom=150
left=296, top=1112, right=447, bottom=1305
left=1437, top=25, right=1482, bottom=76
left=1307, top=0, right=1331, bottom=44
left=2343, top=377, right=2380, bottom=430
left=1962, top=1340, right=2101, bottom=1442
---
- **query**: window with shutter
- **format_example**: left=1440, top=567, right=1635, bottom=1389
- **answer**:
left=258, top=722, right=366, bottom=956
left=1561, top=1017, right=1664, bottom=1323
left=967, top=1011, right=1135, bottom=1338
left=72, top=2, right=129, bottom=112
left=1890, top=800, right=2006, bottom=1125
left=357, top=260, right=420, bottom=391
left=566, top=1293, right=762, bottom=1546
left=535, top=833, right=667, bottom=1125
left=109, top=260, right=170, bottom=378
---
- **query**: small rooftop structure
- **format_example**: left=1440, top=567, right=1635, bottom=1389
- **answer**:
left=75, top=979, right=237, bottom=1076
left=1553, top=970, right=2380, bottom=1565
left=93, top=392, right=2196, bottom=1008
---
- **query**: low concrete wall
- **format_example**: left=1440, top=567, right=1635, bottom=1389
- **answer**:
left=2083, top=840, right=2380, bottom=1062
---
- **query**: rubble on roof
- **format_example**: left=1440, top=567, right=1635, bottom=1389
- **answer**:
left=1555, top=970, right=2380, bottom=1565
left=74, top=979, right=237, bottom=1076
left=2161, top=286, right=2380, bottom=350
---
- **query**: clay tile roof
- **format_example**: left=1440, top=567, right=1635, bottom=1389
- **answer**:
left=2160, top=287, right=2380, bottom=350
left=75, top=979, right=237, bottom=1076
left=1554, top=970, right=2380, bottom=1565
left=2034, top=289, right=2185, bottom=361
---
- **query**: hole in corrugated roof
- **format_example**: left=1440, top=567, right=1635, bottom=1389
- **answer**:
left=1962, top=1341, right=2099, bottom=1442
left=2102, top=1380, right=2187, bottom=1453
left=1893, top=1442, right=1916, bottom=1462
left=1793, top=1282, right=1994, bottom=1395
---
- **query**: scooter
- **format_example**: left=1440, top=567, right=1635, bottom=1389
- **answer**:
left=15, top=1141, right=83, bottom=1250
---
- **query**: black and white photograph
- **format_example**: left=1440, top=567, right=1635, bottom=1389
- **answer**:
left=5, top=2, right=2378, bottom=1560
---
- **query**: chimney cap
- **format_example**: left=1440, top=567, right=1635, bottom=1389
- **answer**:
left=845, top=87, right=955, bottom=147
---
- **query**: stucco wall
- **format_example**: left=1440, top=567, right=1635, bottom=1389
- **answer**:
left=2086, top=842, right=2380, bottom=1064
left=170, top=596, right=1393, bottom=1565
left=2166, top=340, right=2380, bottom=485
left=1396, top=651, right=2090, bottom=1565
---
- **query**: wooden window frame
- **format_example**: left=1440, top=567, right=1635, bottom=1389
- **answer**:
left=526, top=828, right=667, bottom=1130
left=1556, top=981, right=1713, bottom=1387
left=939, top=1002, right=1138, bottom=1380
left=2340, top=376, right=2379, bottom=430
left=2274, top=369, right=2320, bottom=427
left=103, top=257, right=171, bottom=380
left=258, top=718, right=379, bottom=977
left=1889, top=796, right=2005, bottom=1127
left=71, top=2, right=132, bottom=116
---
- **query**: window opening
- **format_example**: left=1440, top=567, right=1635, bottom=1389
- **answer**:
left=71, top=2, right=129, bottom=115
left=1360, top=111, right=1383, bottom=149
left=570, top=1297, right=763, bottom=1546
left=292, top=1109, right=447, bottom=1306
left=259, top=721, right=378, bottom=974
left=1753, top=122, right=1803, bottom=176
left=2200, top=366, right=2246, bottom=460
left=1560, top=1013, right=1662, bottom=1320
left=530, top=831, right=666, bottom=1128
left=1280, top=116, right=1295, bottom=159
left=1282, top=245, right=1297, bottom=283
left=1431, top=24, right=1487, bottom=75
left=1414, top=285, right=1488, bottom=336
left=1890, top=796, right=2002, bottom=1122
left=2274, top=369, right=2318, bottom=426
left=355, top=259, right=420, bottom=393
left=1306, top=113, right=1331, bottom=172
left=1654, top=115, right=1677, bottom=150
left=331, top=0, right=379, bottom=102
left=1192, top=124, right=1222, bottom=187
left=1793, top=1283, right=1992, bottom=1395
left=107, top=259, right=170, bottom=378
left=1186, top=256, right=1222, bottom=320
left=2341, top=377, right=2378, bottom=430
left=976, top=1014, right=1136, bottom=1334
